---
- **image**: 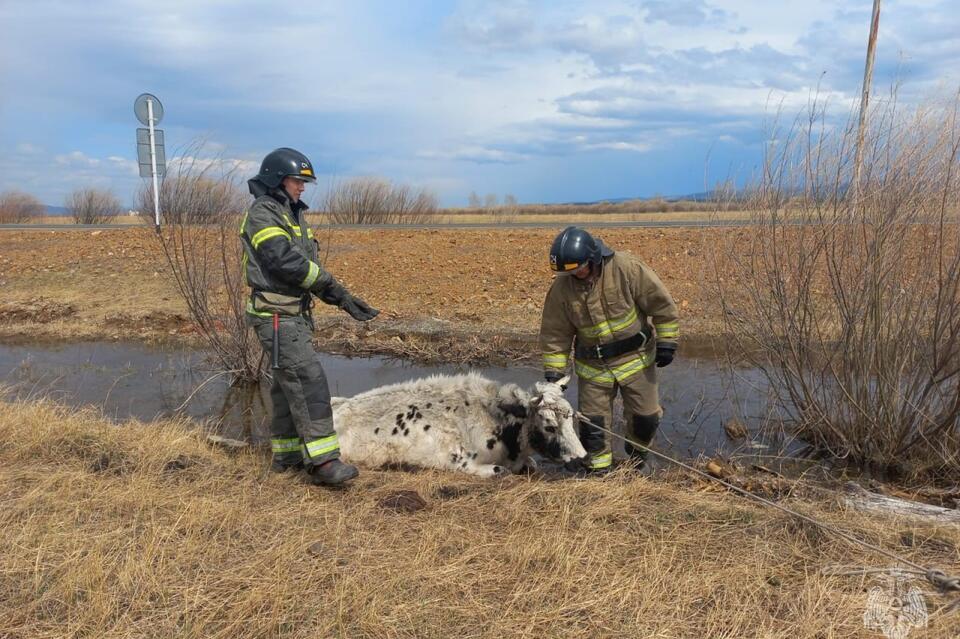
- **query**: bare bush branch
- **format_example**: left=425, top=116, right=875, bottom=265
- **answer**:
left=0, top=191, right=45, bottom=223
left=712, top=91, right=960, bottom=480
left=65, top=188, right=123, bottom=224
left=148, top=142, right=262, bottom=384
left=323, top=177, right=438, bottom=224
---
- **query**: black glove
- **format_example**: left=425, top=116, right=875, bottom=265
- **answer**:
left=316, top=280, right=349, bottom=306
left=341, top=295, right=379, bottom=322
left=655, top=342, right=676, bottom=368
left=316, top=279, right=379, bottom=321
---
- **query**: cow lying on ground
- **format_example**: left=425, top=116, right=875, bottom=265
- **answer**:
left=332, top=372, right=587, bottom=477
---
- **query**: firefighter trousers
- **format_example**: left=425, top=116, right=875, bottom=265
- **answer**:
left=251, top=314, right=340, bottom=469
left=577, top=360, right=661, bottom=470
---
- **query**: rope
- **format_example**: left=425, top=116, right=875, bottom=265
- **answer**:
left=574, top=411, right=960, bottom=600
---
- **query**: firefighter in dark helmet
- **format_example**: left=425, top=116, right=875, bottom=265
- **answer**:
left=539, top=226, right=679, bottom=472
left=240, top=147, right=378, bottom=486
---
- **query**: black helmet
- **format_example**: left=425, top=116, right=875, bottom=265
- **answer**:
left=254, top=147, right=317, bottom=188
left=549, top=226, right=612, bottom=273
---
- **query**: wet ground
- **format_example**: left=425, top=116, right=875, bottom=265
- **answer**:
left=0, top=341, right=788, bottom=462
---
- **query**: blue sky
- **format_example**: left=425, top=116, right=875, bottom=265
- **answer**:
left=1, top=0, right=957, bottom=208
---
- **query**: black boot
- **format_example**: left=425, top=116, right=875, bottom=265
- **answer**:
left=569, top=415, right=611, bottom=476
left=625, top=413, right=660, bottom=468
left=309, top=459, right=359, bottom=486
left=270, top=458, right=304, bottom=473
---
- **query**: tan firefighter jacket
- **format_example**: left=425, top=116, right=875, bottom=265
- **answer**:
left=239, top=187, right=335, bottom=318
left=539, top=251, right=679, bottom=386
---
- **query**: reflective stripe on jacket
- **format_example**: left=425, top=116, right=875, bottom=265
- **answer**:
left=539, top=251, right=679, bottom=386
left=239, top=190, right=334, bottom=316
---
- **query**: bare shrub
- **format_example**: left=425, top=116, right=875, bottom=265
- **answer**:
left=0, top=191, right=45, bottom=223
left=324, top=177, right=438, bottom=224
left=713, top=94, right=960, bottom=480
left=65, top=188, right=123, bottom=224
left=138, top=170, right=246, bottom=226
left=149, top=146, right=262, bottom=383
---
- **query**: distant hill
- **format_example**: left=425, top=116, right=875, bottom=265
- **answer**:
left=45, top=205, right=69, bottom=216
left=565, top=191, right=720, bottom=206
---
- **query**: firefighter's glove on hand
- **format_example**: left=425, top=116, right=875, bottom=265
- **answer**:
left=655, top=343, right=677, bottom=368
left=316, top=280, right=379, bottom=321
left=342, top=295, right=379, bottom=322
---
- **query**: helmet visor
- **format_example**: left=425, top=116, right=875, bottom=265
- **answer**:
left=289, top=172, right=317, bottom=183
left=552, top=261, right=591, bottom=277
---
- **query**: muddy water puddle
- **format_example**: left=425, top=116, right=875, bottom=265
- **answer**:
left=0, top=341, right=787, bottom=461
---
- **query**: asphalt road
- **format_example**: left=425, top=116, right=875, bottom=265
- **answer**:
left=0, top=219, right=751, bottom=232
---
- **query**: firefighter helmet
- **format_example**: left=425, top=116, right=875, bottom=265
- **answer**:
left=549, top=226, right=611, bottom=272
left=254, top=147, right=317, bottom=188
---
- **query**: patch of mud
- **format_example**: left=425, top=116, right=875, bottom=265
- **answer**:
left=378, top=490, right=428, bottom=513
left=0, top=298, right=76, bottom=324
left=103, top=310, right=191, bottom=333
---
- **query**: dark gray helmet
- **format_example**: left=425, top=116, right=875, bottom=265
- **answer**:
left=254, top=147, right=317, bottom=188
left=549, top=226, right=613, bottom=273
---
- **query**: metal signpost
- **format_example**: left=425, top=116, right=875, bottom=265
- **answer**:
left=134, top=93, right=166, bottom=230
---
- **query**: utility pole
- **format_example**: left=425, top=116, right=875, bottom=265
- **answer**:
left=852, top=0, right=882, bottom=209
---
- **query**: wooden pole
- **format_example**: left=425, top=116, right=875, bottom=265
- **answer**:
left=852, top=0, right=882, bottom=209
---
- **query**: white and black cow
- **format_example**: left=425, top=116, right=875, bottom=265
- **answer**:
left=331, top=372, right=587, bottom=477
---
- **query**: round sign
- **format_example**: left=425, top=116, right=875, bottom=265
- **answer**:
left=134, top=93, right=164, bottom=125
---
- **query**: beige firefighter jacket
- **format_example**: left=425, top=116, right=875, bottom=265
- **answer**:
left=539, top=251, right=679, bottom=386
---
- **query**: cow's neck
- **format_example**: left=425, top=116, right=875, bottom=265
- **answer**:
left=498, top=420, right=525, bottom=462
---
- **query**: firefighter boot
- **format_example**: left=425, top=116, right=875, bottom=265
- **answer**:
left=624, top=413, right=660, bottom=470
left=564, top=414, right=612, bottom=476
left=271, top=458, right=304, bottom=473
left=309, top=459, right=359, bottom=486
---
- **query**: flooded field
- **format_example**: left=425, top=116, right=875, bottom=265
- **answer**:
left=0, top=341, right=785, bottom=461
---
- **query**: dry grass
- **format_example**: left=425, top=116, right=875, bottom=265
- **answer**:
left=1, top=399, right=959, bottom=638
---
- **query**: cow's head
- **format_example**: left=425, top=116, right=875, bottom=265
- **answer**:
left=526, top=375, right=587, bottom=463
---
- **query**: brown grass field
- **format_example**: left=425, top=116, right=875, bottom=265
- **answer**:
left=1, top=399, right=958, bottom=638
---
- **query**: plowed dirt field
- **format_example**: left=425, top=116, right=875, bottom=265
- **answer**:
left=0, top=226, right=732, bottom=361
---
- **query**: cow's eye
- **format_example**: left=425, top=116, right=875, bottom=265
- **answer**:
left=545, top=425, right=557, bottom=433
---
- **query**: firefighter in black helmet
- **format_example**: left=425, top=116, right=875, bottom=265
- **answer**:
left=240, top=147, right=378, bottom=486
left=540, top=226, right=680, bottom=472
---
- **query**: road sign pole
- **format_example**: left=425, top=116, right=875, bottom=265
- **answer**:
left=147, top=97, right=161, bottom=230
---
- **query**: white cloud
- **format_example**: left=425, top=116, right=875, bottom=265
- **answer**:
left=641, top=0, right=734, bottom=27
left=418, top=146, right=530, bottom=164
left=1, top=0, right=958, bottom=205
